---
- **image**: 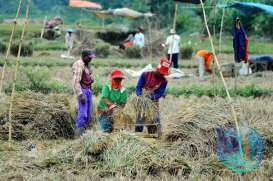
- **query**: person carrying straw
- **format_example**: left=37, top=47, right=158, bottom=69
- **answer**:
left=97, top=70, right=128, bottom=133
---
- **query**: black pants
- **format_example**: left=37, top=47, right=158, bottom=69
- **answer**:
left=168, top=53, right=179, bottom=68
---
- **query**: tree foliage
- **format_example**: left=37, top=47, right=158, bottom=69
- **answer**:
left=0, top=0, right=272, bottom=38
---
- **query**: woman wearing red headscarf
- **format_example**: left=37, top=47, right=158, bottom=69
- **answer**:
left=97, top=69, right=128, bottom=133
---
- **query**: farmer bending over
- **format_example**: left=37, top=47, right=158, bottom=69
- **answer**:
left=135, top=58, right=171, bottom=134
left=72, top=49, right=96, bottom=137
left=97, top=70, right=128, bottom=133
left=195, top=49, right=214, bottom=81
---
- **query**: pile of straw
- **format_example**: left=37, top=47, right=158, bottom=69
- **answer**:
left=126, top=94, right=158, bottom=124
left=0, top=91, right=74, bottom=140
left=112, top=107, right=134, bottom=129
left=164, top=98, right=238, bottom=158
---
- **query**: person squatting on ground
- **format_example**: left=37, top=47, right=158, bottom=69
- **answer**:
left=195, top=49, right=214, bottom=81
left=97, top=70, right=128, bottom=133
left=72, top=49, right=96, bottom=137
left=135, top=58, right=171, bottom=134
left=162, top=29, right=181, bottom=69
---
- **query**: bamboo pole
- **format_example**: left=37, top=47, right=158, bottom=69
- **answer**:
left=169, top=3, right=178, bottom=66
left=199, top=0, right=243, bottom=155
left=0, top=0, right=23, bottom=94
left=219, top=8, right=225, bottom=54
left=8, top=0, right=32, bottom=149
left=40, top=16, right=47, bottom=39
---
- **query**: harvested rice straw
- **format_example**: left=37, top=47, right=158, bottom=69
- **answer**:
left=112, top=106, right=134, bottom=129
left=126, top=93, right=158, bottom=124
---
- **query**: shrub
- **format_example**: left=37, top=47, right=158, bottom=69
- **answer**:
left=95, top=42, right=111, bottom=58
left=10, top=42, right=33, bottom=57
left=0, top=41, right=7, bottom=54
left=180, top=46, right=194, bottom=59
left=124, top=46, right=142, bottom=59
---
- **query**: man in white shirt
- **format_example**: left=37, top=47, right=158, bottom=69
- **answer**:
left=162, top=29, right=181, bottom=68
left=65, top=31, right=74, bottom=56
left=133, top=27, right=145, bottom=48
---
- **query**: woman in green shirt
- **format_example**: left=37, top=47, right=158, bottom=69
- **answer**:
left=97, top=69, right=128, bottom=133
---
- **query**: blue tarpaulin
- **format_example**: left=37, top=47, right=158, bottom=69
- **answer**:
left=227, top=2, right=273, bottom=16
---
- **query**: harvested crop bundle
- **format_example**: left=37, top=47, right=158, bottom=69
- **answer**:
left=112, top=106, right=134, bottom=129
left=0, top=91, right=74, bottom=140
left=126, top=94, right=158, bottom=124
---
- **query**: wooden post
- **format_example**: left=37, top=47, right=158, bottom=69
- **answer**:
left=169, top=3, right=179, bottom=66
left=0, top=0, right=23, bottom=94
left=40, top=16, right=47, bottom=39
left=8, top=0, right=32, bottom=149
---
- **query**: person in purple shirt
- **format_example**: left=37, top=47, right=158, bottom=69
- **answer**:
left=135, top=58, right=171, bottom=134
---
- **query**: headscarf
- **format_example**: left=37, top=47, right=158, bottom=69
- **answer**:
left=111, top=79, right=122, bottom=90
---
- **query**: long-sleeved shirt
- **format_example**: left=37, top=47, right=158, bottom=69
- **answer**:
left=72, top=59, right=93, bottom=96
left=165, top=34, right=181, bottom=54
left=136, top=71, right=167, bottom=101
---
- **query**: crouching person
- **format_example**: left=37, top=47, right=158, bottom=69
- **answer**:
left=135, top=58, right=170, bottom=134
left=72, top=50, right=96, bottom=138
left=97, top=70, right=128, bottom=133
left=195, top=50, right=214, bottom=81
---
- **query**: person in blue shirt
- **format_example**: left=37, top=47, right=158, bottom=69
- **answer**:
left=135, top=58, right=171, bottom=134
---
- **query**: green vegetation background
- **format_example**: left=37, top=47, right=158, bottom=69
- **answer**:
left=0, top=0, right=273, bottom=38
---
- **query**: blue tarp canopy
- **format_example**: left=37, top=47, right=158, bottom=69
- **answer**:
left=174, top=0, right=206, bottom=4
left=227, top=2, right=273, bottom=16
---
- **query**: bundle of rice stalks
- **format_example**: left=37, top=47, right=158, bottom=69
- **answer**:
left=75, top=131, right=112, bottom=164
left=0, top=91, right=74, bottom=140
left=112, top=106, right=134, bottom=129
left=100, top=133, right=165, bottom=177
left=164, top=98, right=239, bottom=159
left=125, top=94, right=158, bottom=124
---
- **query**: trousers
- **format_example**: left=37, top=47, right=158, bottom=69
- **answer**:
left=76, top=88, right=92, bottom=128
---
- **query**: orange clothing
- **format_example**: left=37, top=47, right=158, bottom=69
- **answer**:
left=124, top=41, right=134, bottom=48
left=196, top=50, right=214, bottom=72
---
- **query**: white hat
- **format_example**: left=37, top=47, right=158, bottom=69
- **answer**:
left=170, top=29, right=176, bottom=34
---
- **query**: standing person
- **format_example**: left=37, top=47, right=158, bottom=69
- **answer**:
left=72, top=49, right=96, bottom=137
left=133, top=27, right=145, bottom=48
left=97, top=70, right=128, bottom=133
left=233, top=17, right=249, bottom=75
left=195, top=49, right=214, bottom=81
left=162, top=29, right=181, bottom=69
left=135, top=58, right=171, bottom=134
left=65, top=30, right=74, bottom=56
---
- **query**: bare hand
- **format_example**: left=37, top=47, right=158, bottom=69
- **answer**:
left=79, top=94, right=86, bottom=104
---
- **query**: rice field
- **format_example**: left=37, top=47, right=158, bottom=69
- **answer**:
left=0, top=25, right=273, bottom=180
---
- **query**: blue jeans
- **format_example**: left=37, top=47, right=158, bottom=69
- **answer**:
left=135, top=114, right=160, bottom=133
left=98, top=115, right=113, bottom=133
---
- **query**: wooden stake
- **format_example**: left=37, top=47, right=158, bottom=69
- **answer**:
left=0, top=0, right=23, bottom=94
left=199, top=0, right=243, bottom=155
left=40, top=16, right=47, bottom=39
left=8, top=0, right=32, bottom=149
left=169, top=3, right=179, bottom=65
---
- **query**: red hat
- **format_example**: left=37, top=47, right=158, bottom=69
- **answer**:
left=156, top=58, right=171, bottom=75
left=111, top=69, right=125, bottom=79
